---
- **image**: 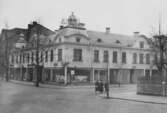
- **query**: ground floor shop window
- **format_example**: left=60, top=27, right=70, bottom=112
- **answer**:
left=68, top=68, right=90, bottom=83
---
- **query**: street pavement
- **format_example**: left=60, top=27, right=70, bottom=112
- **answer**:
left=1, top=80, right=167, bottom=113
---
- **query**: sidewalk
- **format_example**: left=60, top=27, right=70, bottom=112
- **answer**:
left=101, top=91, right=167, bottom=105
left=9, top=80, right=124, bottom=89
left=10, top=80, right=95, bottom=89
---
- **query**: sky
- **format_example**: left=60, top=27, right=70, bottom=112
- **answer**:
left=0, top=0, right=167, bottom=36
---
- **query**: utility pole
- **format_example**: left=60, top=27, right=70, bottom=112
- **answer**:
left=106, top=61, right=110, bottom=98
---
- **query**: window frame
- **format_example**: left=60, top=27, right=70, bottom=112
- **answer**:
left=113, top=51, right=117, bottom=63
left=73, top=49, right=82, bottom=62
left=103, top=50, right=109, bottom=63
left=94, top=50, right=99, bottom=62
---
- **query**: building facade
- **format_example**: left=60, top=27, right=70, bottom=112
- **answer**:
left=9, top=13, right=157, bottom=84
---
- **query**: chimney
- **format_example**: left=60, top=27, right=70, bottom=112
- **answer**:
left=32, top=21, right=38, bottom=25
left=106, top=27, right=110, bottom=34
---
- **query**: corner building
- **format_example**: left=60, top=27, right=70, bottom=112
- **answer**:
left=9, top=13, right=156, bottom=84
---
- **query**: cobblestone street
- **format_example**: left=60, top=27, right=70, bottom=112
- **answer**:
left=0, top=81, right=167, bottom=113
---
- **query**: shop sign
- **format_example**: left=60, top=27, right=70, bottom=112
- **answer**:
left=71, top=70, right=75, bottom=75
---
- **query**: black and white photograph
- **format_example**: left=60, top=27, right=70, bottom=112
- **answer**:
left=1, top=0, right=167, bottom=113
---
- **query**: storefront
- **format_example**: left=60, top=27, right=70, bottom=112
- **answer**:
left=67, top=68, right=91, bottom=84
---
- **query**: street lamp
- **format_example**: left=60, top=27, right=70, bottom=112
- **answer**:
left=105, top=58, right=110, bottom=99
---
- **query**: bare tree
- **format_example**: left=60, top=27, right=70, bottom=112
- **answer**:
left=0, top=23, right=10, bottom=81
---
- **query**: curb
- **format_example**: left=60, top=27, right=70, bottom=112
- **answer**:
left=100, top=94, right=167, bottom=105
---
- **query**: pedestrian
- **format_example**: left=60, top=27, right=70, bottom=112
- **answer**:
left=95, top=80, right=99, bottom=94
left=104, top=82, right=109, bottom=93
left=99, top=80, right=104, bottom=93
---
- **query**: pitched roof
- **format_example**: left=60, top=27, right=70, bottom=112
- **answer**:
left=87, top=30, right=135, bottom=47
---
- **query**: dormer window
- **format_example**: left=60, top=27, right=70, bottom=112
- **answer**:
left=49, top=40, right=52, bottom=43
left=76, top=37, right=81, bottom=42
left=140, top=41, right=144, bottom=48
left=97, top=38, right=102, bottom=42
left=59, top=38, right=62, bottom=43
left=116, top=40, right=120, bottom=44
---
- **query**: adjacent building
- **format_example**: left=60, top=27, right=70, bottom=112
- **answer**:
left=9, top=13, right=156, bottom=84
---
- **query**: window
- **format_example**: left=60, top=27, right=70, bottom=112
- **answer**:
left=16, top=54, right=18, bottom=64
left=76, top=37, right=81, bottom=42
left=97, top=38, right=102, bottom=42
left=23, top=53, right=25, bottom=63
left=58, top=49, right=62, bottom=61
left=133, top=53, right=137, bottom=64
left=146, top=53, right=150, bottom=64
left=50, top=50, right=54, bottom=62
left=11, top=55, right=14, bottom=63
left=113, top=51, right=117, bottom=63
left=59, top=38, right=62, bottom=43
left=103, top=51, right=109, bottom=63
left=31, top=52, right=34, bottom=63
left=116, top=40, right=121, bottom=44
left=122, top=52, right=126, bottom=63
left=20, top=54, right=22, bottom=63
left=154, top=54, right=158, bottom=64
left=94, top=50, right=99, bottom=62
left=73, top=49, right=82, bottom=61
left=140, top=41, right=144, bottom=48
left=139, top=53, right=144, bottom=64
left=40, top=52, right=43, bottom=62
left=49, top=40, right=51, bottom=43
left=27, top=53, right=30, bottom=63
left=45, top=51, right=48, bottom=62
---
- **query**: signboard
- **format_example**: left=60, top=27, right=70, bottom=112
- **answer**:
left=71, top=70, right=75, bottom=75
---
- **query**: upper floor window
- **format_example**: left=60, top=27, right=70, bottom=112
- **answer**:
left=40, top=52, right=43, bottom=62
left=58, top=49, right=62, bottom=61
left=116, top=40, right=121, bottom=44
left=50, top=50, right=54, bottom=62
left=76, top=37, right=81, bottom=42
left=73, top=49, right=82, bottom=61
left=45, top=51, right=48, bottom=62
left=16, top=54, right=19, bottom=64
left=113, top=51, right=117, bottom=63
left=139, top=53, right=144, bottom=64
left=97, top=38, right=102, bottom=43
left=133, top=53, right=137, bottom=64
left=27, top=53, right=30, bottom=63
left=94, top=50, right=99, bottom=62
left=23, top=53, right=26, bottom=63
left=140, top=41, right=144, bottom=48
left=49, top=40, right=52, bottom=43
left=19, top=54, right=22, bottom=63
left=103, top=50, right=109, bottom=63
left=59, top=38, right=62, bottom=43
left=122, top=52, right=126, bottom=63
left=11, top=55, right=14, bottom=63
left=146, top=53, right=150, bottom=64
left=31, top=52, right=34, bottom=63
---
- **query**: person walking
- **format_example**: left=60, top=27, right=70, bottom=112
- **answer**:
left=99, top=80, right=104, bottom=93
left=104, top=82, right=109, bottom=97
left=95, top=80, right=99, bottom=94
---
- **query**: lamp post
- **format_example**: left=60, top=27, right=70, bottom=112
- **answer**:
left=106, top=61, right=110, bottom=98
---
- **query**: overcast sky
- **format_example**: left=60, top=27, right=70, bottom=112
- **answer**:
left=0, top=0, right=167, bottom=36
